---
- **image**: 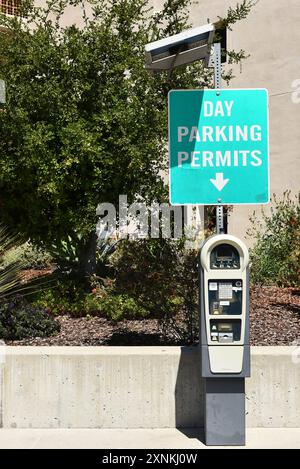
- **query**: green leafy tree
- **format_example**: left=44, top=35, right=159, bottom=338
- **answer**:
left=0, top=0, right=254, bottom=279
left=248, top=191, right=300, bottom=286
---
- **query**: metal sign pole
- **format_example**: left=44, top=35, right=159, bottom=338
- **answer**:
left=213, top=43, right=225, bottom=235
left=214, top=42, right=222, bottom=94
left=216, top=205, right=224, bottom=234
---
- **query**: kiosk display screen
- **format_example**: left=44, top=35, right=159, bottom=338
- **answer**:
left=210, top=244, right=240, bottom=269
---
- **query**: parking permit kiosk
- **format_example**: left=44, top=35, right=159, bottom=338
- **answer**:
left=200, top=234, right=250, bottom=445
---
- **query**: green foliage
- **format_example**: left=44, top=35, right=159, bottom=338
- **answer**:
left=0, top=0, right=254, bottom=277
left=0, top=0, right=256, bottom=335
left=0, top=225, right=27, bottom=297
left=248, top=191, right=300, bottom=286
left=33, top=276, right=88, bottom=315
left=109, top=239, right=199, bottom=343
left=89, top=292, right=148, bottom=321
left=0, top=296, right=60, bottom=340
left=48, top=232, right=118, bottom=276
left=99, top=294, right=146, bottom=321
left=219, top=0, right=257, bottom=29
left=89, top=274, right=149, bottom=320
left=49, top=235, right=81, bottom=272
left=217, top=0, right=255, bottom=74
left=33, top=272, right=147, bottom=319
left=1, top=241, right=52, bottom=270
left=0, top=0, right=194, bottom=246
left=32, top=238, right=199, bottom=343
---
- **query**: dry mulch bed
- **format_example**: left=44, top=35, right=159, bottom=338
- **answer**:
left=20, top=268, right=54, bottom=283
left=5, top=282, right=300, bottom=346
left=250, top=286, right=300, bottom=345
left=6, top=316, right=169, bottom=346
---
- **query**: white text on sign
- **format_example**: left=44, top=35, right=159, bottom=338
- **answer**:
left=177, top=100, right=263, bottom=168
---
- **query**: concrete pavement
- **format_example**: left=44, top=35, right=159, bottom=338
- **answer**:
left=0, top=428, right=300, bottom=449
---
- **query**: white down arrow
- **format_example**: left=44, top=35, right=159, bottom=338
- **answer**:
left=210, top=173, right=229, bottom=191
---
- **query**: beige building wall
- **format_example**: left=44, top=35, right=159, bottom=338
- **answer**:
left=193, top=0, right=300, bottom=242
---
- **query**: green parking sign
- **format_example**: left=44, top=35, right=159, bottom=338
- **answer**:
left=168, top=89, right=269, bottom=205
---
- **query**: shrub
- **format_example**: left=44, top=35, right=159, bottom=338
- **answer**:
left=20, top=243, right=53, bottom=269
left=0, top=296, right=60, bottom=340
left=29, top=233, right=201, bottom=344
left=109, top=239, right=199, bottom=343
left=33, top=276, right=88, bottom=315
left=33, top=273, right=148, bottom=320
left=1, top=242, right=53, bottom=270
left=0, top=225, right=27, bottom=298
left=0, top=0, right=253, bottom=283
left=48, top=234, right=118, bottom=279
left=90, top=294, right=147, bottom=322
left=248, top=191, right=300, bottom=286
left=48, top=236, right=81, bottom=274
left=32, top=239, right=199, bottom=344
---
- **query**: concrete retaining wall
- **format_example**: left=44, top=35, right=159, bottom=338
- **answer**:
left=0, top=346, right=299, bottom=428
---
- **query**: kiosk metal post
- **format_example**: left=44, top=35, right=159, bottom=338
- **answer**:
left=200, top=235, right=250, bottom=445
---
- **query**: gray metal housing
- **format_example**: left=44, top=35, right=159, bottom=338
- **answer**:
left=199, top=244, right=251, bottom=378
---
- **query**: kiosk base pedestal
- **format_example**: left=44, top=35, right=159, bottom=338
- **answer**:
left=204, top=377, right=245, bottom=446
